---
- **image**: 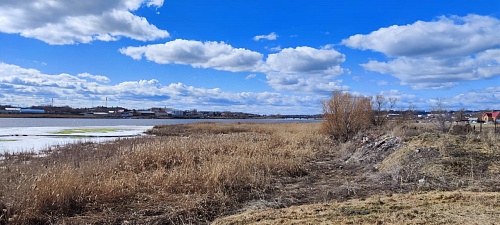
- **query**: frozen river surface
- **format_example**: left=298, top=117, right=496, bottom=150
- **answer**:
left=0, top=125, right=152, bottom=153
left=0, top=118, right=315, bottom=153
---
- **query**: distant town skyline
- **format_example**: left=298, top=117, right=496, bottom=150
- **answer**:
left=0, top=1, right=499, bottom=114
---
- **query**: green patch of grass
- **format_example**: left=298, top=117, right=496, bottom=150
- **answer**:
left=0, top=139, right=17, bottom=142
left=54, top=128, right=118, bottom=134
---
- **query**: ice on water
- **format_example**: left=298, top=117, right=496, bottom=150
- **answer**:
left=0, top=126, right=152, bottom=154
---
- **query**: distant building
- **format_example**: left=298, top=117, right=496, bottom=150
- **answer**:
left=1, top=108, right=21, bottom=114
left=20, top=108, right=45, bottom=114
left=137, top=110, right=155, bottom=116
left=482, top=111, right=500, bottom=123
left=168, top=109, right=184, bottom=117
left=468, top=118, right=479, bottom=123
left=121, top=113, right=133, bottom=118
left=0, top=108, right=45, bottom=114
left=80, top=112, right=108, bottom=117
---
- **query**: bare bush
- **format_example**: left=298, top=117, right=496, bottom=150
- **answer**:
left=431, top=99, right=452, bottom=133
left=395, top=104, right=417, bottom=125
left=322, top=91, right=373, bottom=142
left=372, top=94, right=397, bottom=127
left=450, top=124, right=472, bottom=135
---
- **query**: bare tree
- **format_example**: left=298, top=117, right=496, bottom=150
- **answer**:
left=432, top=99, right=452, bottom=133
left=402, top=103, right=416, bottom=122
left=395, top=103, right=417, bottom=125
left=372, top=94, right=398, bottom=126
left=453, top=108, right=467, bottom=122
left=322, top=91, right=373, bottom=142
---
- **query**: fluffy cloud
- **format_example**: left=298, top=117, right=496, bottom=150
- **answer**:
left=120, top=39, right=265, bottom=72
left=77, top=73, right=110, bottom=83
left=253, top=32, right=278, bottom=41
left=0, top=62, right=321, bottom=114
left=265, top=73, right=347, bottom=93
left=0, top=0, right=169, bottom=45
left=343, top=14, right=500, bottom=89
left=264, top=46, right=347, bottom=92
left=343, top=15, right=500, bottom=57
left=265, top=46, right=345, bottom=75
left=121, top=40, right=348, bottom=93
left=430, top=86, right=500, bottom=110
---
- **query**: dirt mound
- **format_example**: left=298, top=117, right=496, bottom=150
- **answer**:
left=225, top=128, right=500, bottom=224
left=345, top=134, right=402, bottom=166
left=243, top=133, right=408, bottom=211
left=214, top=191, right=500, bottom=224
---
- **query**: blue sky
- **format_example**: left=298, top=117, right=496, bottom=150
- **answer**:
left=0, top=0, right=499, bottom=114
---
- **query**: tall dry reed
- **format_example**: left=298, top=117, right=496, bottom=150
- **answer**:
left=0, top=122, right=325, bottom=224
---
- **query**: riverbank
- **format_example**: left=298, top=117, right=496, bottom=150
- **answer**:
left=1, top=122, right=499, bottom=224
left=0, top=114, right=86, bottom=118
left=0, top=113, right=321, bottom=120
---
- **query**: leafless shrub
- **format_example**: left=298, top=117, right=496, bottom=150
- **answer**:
left=430, top=99, right=452, bottom=133
left=391, top=124, right=422, bottom=141
left=394, top=104, right=417, bottom=126
left=372, top=94, right=397, bottom=127
left=480, top=129, right=499, bottom=154
left=322, top=91, right=373, bottom=142
left=449, top=124, right=472, bottom=135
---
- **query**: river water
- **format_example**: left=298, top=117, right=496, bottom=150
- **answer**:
left=0, top=118, right=317, bottom=127
left=0, top=118, right=316, bottom=153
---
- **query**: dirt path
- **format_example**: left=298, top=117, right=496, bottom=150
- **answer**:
left=237, top=134, right=408, bottom=214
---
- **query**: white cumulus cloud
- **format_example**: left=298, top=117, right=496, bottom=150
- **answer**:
left=121, top=41, right=349, bottom=93
left=265, top=46, right=345, bottom=75
left=120, top=39, right=265, bottom=72
left=0, top=0, right=169, bottom=45
left=342, top=14, right=500, bottom=89
left=342, top=14, right=500, bottom=57
left=78, top=73, right=110, bottom=83
left=430, top=86, right=500, bottom=110
left=253, top=32, right=278, bottom=41
left=264, top=46, right=347, bottom=92
left=0, top=62, right=322, bottom=114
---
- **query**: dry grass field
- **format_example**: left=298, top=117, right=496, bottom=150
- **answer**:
left=0, top=122, right=327, bottom=224
left=1, top=121, right=499, bottom=224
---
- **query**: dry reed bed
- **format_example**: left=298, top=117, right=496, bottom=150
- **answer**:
left=0, top=122, right=326, bottom=224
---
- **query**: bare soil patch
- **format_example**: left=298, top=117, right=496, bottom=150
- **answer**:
left=214, top=191, right=500, bottom=224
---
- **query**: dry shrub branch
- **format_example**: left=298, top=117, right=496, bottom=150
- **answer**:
left=321, top=90, right=373, bottom=142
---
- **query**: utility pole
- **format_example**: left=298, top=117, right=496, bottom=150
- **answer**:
left=495, top=120, right=498, bottom=133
